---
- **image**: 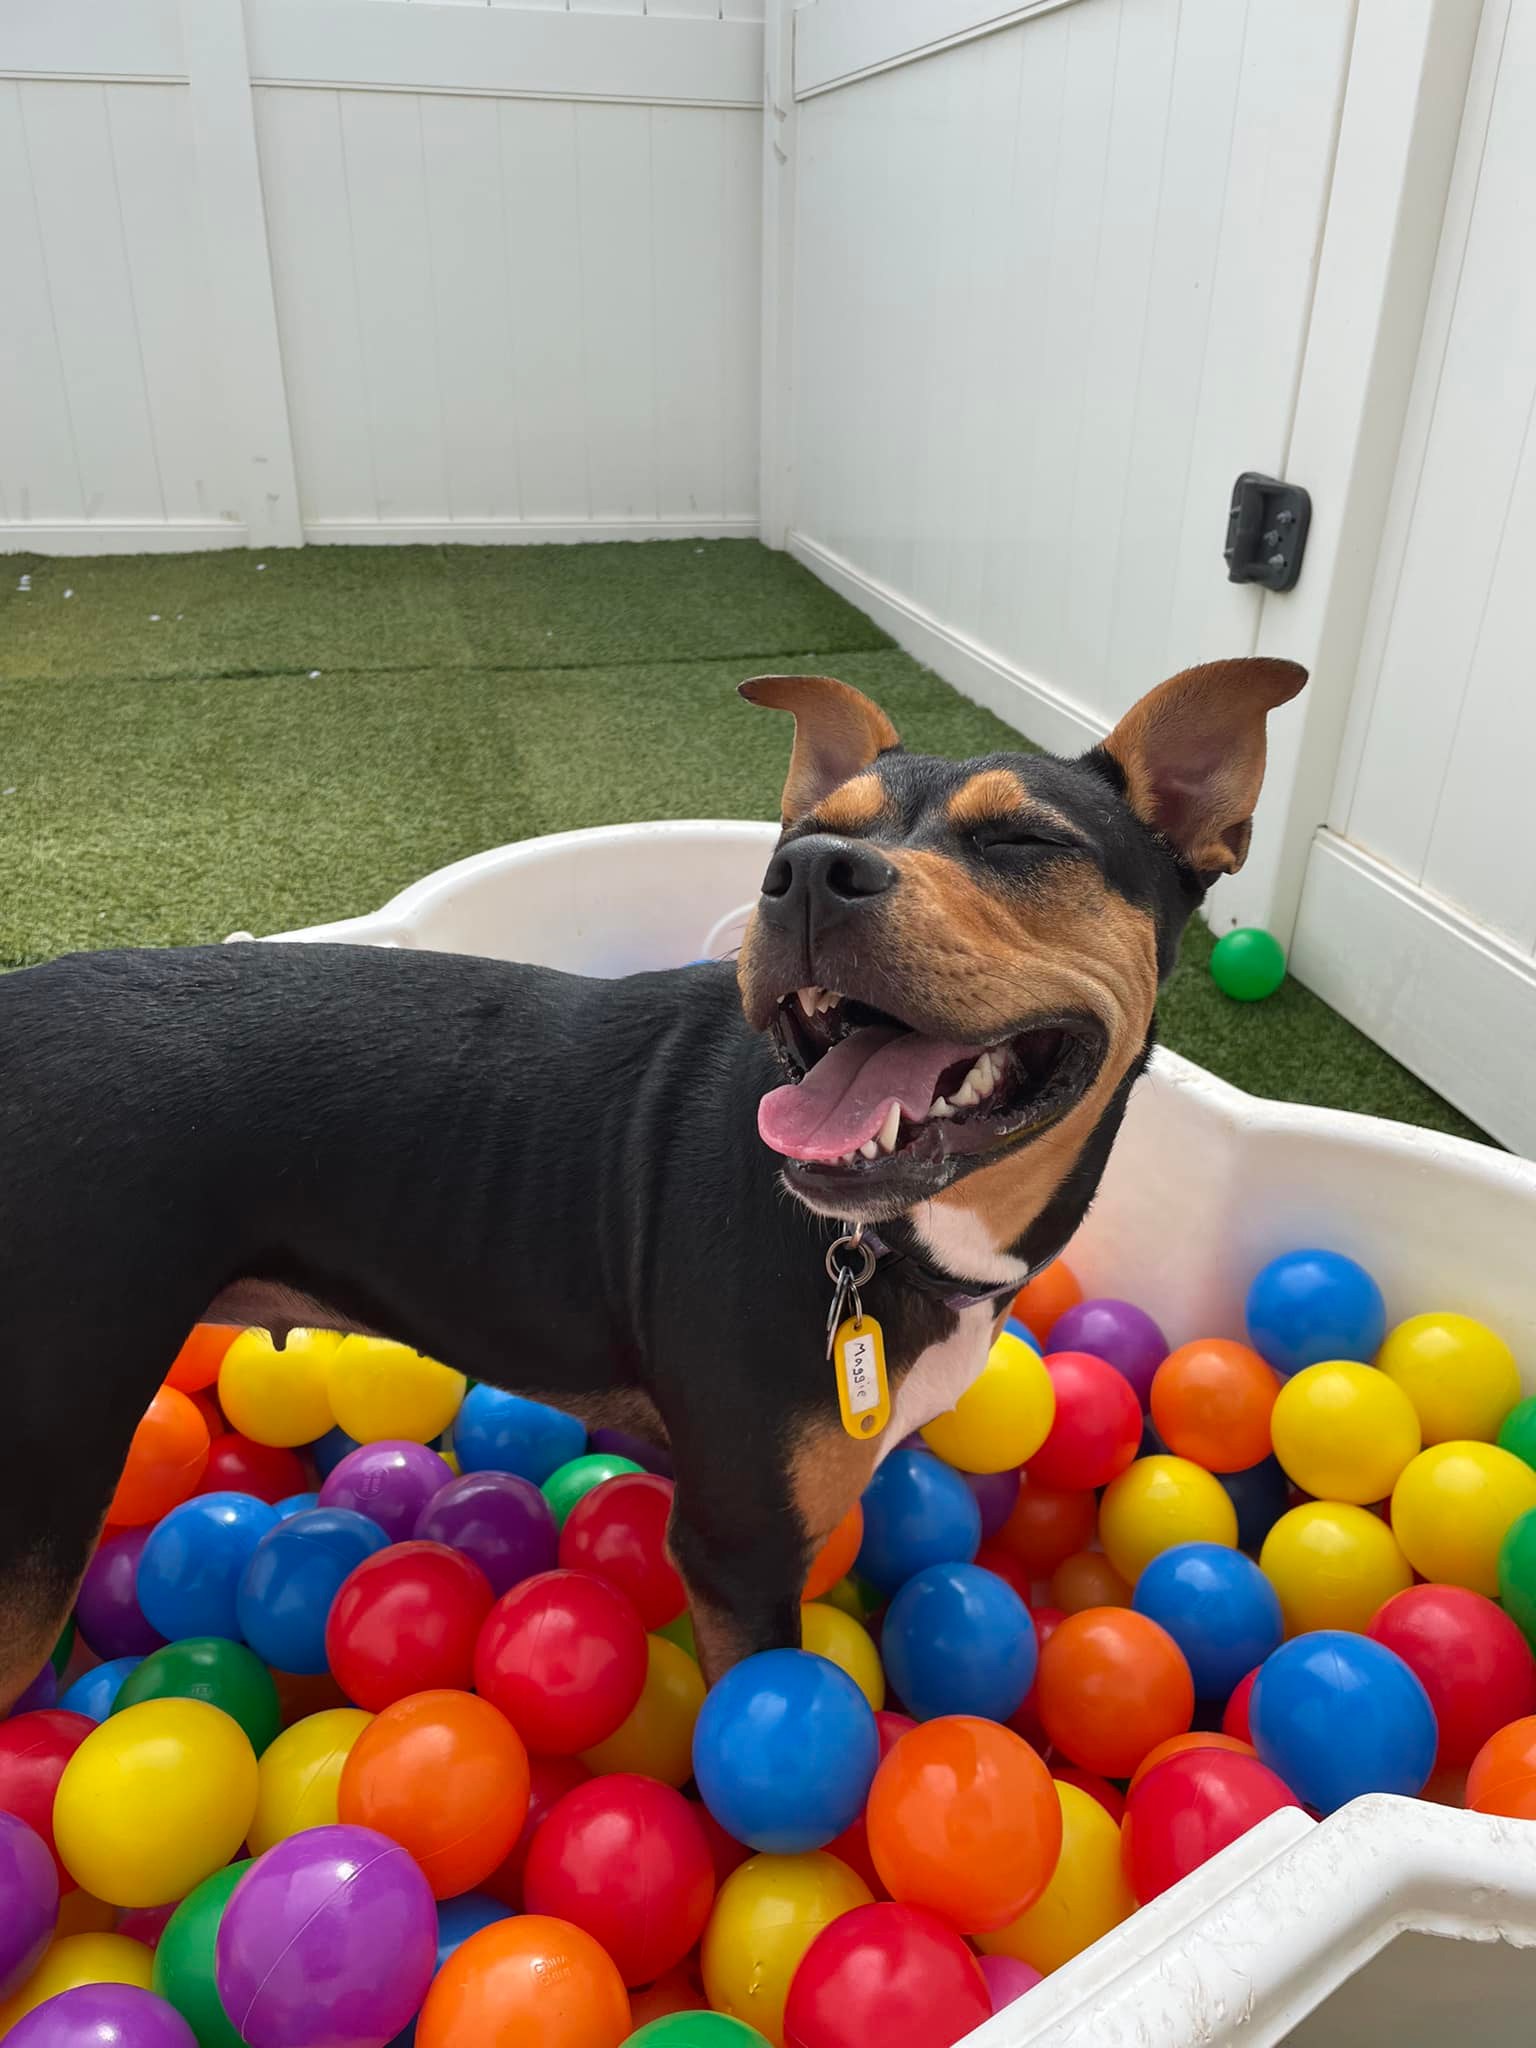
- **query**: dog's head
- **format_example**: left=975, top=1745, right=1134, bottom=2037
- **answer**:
left=737, top=658, right=1306, bottom=1270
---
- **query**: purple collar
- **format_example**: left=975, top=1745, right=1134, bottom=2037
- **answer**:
left=859, top=1229, right=1018, bottom=1315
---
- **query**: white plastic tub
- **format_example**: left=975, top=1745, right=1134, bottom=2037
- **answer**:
left=253, top=818, right=1536, bottom=2046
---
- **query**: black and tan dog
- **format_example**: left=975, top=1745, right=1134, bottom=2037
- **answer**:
left=0, top=656, right=1303, bottom=1703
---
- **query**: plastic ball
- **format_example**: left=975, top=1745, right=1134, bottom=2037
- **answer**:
left=474, top=1568, right=648, bottom=1756
left=1209, top=926, right=1286, bottom=1000
left=51, top=1892, right=118, bottom=1940
left=977, top=1954, right=1043, bottom=2013
left=248, top=1708, right=372, bottom=1856
left=0, top=1937, right=155, bottom=2037
left=218, top=1329, right=336, bottom=1447
left=1259, top=1501, right=1412, bottom=1635
left=216, top=1824, right=437, bottom=2048
left=114, top=1638, right=280, bottom=1757
left=1467, top=1716, right=1536, bottom=1820
left=1010, top=1262, right=1081, bottom=1344
left=236, top=1506, right=390, bottom=1675
left=802, top=1504, right=864, bottom=1603
left=701, top=1852, right=873, bottom=2048
left=416, top=1470, right=560, bottom=1597
left=0, top=1711, right=99, bottom=1887
left=1098, top=1455, right=1238, bottom=1584
left=273, top=1492, right=320, bottom=1518
left=1049, top=1551, right=1132, bottom=1613
left=134, top=1492, right=278, bottom=1644
left=866, top=1716, right=1060, bottom=1932
left=1218, top=1455, right=1293, bottom=1553
left=1126, top=1730, right=1257, bottom=1791
left=1499, top=1396, right=1536, bottom=1472
left=309, top=1426, right=360, bottom=1479
left=54, top=1699, right=256, bottom=1908
left=1049, top=1764, right=1124, bottom=1823
left=453, top=1387, right=587, bottom=1483
left=557, top=1474, right=684, bottom=1627
left=920, top=1331, right=1055, bottom=1474
left=782, top=1901, right=989, bottom=2048
left=3, top=1982, right=192, bottom=2046
left=692, top=1649, right=877, bottom=1855
left=165, top=1325, right=237, bottom=1395
left=975, top=1780, right=1133, bottom=1974
left=799, top=1603, right=886, bottom=1713
left=1150, top=1340, right=1280, bottom=1474
left=993, top=1480, right=1097, bottom=1579
left=961, top=1469, right=1020, bottom=1543
left=1045, top=1298, right=1168, bottom=1409
left=630, top=2013, right=759, bottom=2044
left=1024, top=1354, right=1142, bottom=1492
left=339, top=1688, right=529, bottom=1899
left=855, top=1451, right=981, bottom=1595
left=1269, top=1361, right=1420, bottom=1504
left=1391, top=1441, right=1536, bottom=1595
left=541, top=1453, right=646, bottom=1531
left=1002, top=1317, right=1043, bottom=1355
left=972, top=1542, right=1034, bottom=1605
left=1035, top=1609, right=1194, bottom=1778
left=268, top=1667, right=351, bottom=1730
left=1250, top=1631, right=1436, bottom=1813
left=1500, top=1506, right=1536, bottom=1647
left=578, top=1634, right=705, bottom=1786
left=325, top=1335, right=465, bottom=1446
left=415, top=1913, right=631, bottom=2048
left=10, top=1666, right=58, bottom=1718
left=1122, top=1750, right=1302, bottom=1903
left=1244, top=1249, right=1385, bottom=1379
left=523, top=1774, right=714, bottom=1986
left=479, top=1752, right=592, bottom=1908
left=58, top=1660, right=141, bottom=1726
left=109, top=1388, right=211, bottom=1527
left=1368, top=1585, right=1536, bottom=1768
left=1377, top=1313, right=1521, bottom=1445
left=73, top=1529, right=163, bottom=1663
left=1132, top=1543, right=1283, bottom=1701
left=319, top=1439, right=454, bottom=1543
left=589, top=1425, right=673, bottom=1478
left=195, top=1435, right=307, bottom=1505
left=1222, top=1668, right=1258, bottom=1742
left=880, top=1564, right=1035, bottom=1723
left=326, top=1540, right=493, bottom=1710
left=0, top=1812, right=56, bottom=2002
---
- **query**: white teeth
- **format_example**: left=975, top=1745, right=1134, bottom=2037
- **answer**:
left=951, top=1079, right=979, bottom=1108
left=798, top=987, right=822, bottom=1017
left=859, top=1139, right=879, bottom=1160
left=928, top=1096, right=954, bottom=1119
left=877, top=1102, right=901, bottom=1154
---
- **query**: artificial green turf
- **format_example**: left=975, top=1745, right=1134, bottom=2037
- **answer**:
left=0, top=539, right=1485, bottom=1143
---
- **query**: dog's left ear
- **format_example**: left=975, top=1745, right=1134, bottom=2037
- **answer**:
left=1094, top=657, right=1308, bottom=878
left=739, top=674, right=902, bottom=824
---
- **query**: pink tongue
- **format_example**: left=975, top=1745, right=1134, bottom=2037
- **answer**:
left=758, top=1027, right=980, bottom=1163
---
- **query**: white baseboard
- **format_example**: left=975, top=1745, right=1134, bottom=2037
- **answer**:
left=0, top=521, right=249, bottom=555
left=303, top=516, right=760, bottom=546
left=787, top=529, right=1107, bottom=757
left=1291, top=831, right=1536, bottom=1157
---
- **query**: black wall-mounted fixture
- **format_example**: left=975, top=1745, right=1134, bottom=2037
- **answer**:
left=1224, top=472, right=1311, bottom=593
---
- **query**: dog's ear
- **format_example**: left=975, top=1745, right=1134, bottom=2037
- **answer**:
left=739, top=674, right=902, bottom=824
left=1094, top=657, right=1308, bottom=878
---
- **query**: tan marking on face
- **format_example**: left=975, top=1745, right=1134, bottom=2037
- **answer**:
left=945, top=767, right=1029, bottom=832
left=814, top=773, right=888, bottom=834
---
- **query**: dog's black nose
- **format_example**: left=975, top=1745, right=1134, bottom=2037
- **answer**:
left=759, top=835, right=897, bottom=932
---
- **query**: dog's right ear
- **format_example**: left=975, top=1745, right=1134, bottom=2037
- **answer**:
left=739, top=675, right=902, bottom=825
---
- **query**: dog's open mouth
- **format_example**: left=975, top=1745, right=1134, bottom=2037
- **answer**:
left=761, top=987, right=1106, bottom=1177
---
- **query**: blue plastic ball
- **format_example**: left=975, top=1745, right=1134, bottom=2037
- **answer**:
left=135, top=1492, right=280, bottom=1643
left=1132, top=1543, right=1283, bottom=1700
left=311, top=1426, right=362, bottom=1478
left=235, top=1507, right=390, bottom=1673
left=274, top=1492, right=321, bottom=1519
left=453, top=1386, right=587, bottom=1485
left=856, top=1449, right=982, bottom=1595
left=881, top=1563, right=1037, bottom=1722
left=1245, top=1249, right=1386, bottom=1378
left=1219, top=1456, right=1292, bottom=1553
left=1250, top=1631, right=1436, bottom=1813
left=58, top=1655, right=142, bottom=1722
left=692, top=1648, right=878, bottom=1853
left=1003, top=1316, right=1044, bottom=1356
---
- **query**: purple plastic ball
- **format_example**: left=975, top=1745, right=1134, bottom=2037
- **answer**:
left=589, top=1425, right=674, bottom=1479
left=963, top=1466, right=1021, bottom=1540
left=413, top=1472, right=558, bottom=1596
left=1047, top=1298, right=1168, bottom=1409
left=978, top=1954, right=1042, bottom=2013
left=4, top=1986, right=197, bottom=2047
left=8, top=1665, right=57, bottom=1717
left=215, top=1825, right=436, bottom=2048
left=318, top=1441, right=453, bottom=1544
left=0, top=1811, right=57, bottom=2001
left=74, top=1528, right=166, bottom=1661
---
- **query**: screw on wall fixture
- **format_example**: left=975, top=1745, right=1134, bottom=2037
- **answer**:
left=1224, top=473, right=1311, bottom=592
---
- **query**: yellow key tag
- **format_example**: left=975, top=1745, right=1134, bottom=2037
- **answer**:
left=834, top=1314, right=891, bottom=1439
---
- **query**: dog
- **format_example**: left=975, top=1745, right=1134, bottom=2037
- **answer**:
left=0, top=655, right=1304, bottom=1704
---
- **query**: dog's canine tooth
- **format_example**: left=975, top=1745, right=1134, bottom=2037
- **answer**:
left=951, top=1079, right=979, bottom=1108
left=859, top=1139, right=879, bottom=1160
left=876, top=1102, right=900, bottom=1154
left=819, top=990, right=844, bottom=1014
left=928, top=1096, right=954, bottom=1119
left=797, top=986, right=822, bottom=1018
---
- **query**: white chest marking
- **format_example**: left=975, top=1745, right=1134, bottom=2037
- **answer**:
left=877, top=1300, right=998, bottom=1466
left=910, top=1202, right=1030, bottom=1290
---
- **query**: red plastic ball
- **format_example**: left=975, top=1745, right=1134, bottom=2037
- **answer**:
left=691, top=1801, right=750, bottom=1889
left=783, top=1902, right=991, bottom=2048
left=0, top=1710, right=96, bottom=1890
left=1222, top=1669, right=1259, bottom=1743
left=1367, top=1584, right=1536, bottom=1769
left=325, top=1539, right=493, bottom=1710
left=823, top=1711, right=915, bottom=1898
left=558, top=1474, right=685, bottom=1630
left=1122, top=1750, right=1303, bottom=1904
left=1051, top=1765, right=1126, bottom=1825
left=992, top=1481, right=1098, bottom=1579
left=474, top=1569, right=648, bottom=1755
left=523, top=1773, right=715, bottom=1987
left=972, top=1545, right=1034, bottom=1605
left=196, top=1432, right=307, bottom=1505
left=1025, top=1355, right=1143, bottom=1492
left=481, top=1753, right=592, bottom=1907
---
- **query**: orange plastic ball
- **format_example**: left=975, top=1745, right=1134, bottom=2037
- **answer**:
left=1150, top=1340, right=1280, bottom=1473
left=1011, top=1262, right=1082, bottom=1345
left=107, top=1386, right=211, bottom=1526
left=338, top=1689, right=530, bottom=1899
left=803, top=1504, right=864, bottom=1603
left=865, top=1715, right=1062, bottom=1933
left=995, top=1482, right=1099, bottom=1580
left=165, top=1324, right=237, bottom=1394
left=416, top=1915, right=631, bottom=2048
left=1050, top=1551, right=1132, bottom=1614
left=1467, top=1716, right=1536, bottom=1820
left=1035, top=1609, right=1194, bottom=1779
left=1127, top=1730, right=1258, bottom=1792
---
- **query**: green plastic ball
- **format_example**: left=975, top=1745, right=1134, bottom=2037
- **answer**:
left=627, top=2016, right=772, bottom=2045
left=1499, top=1398, right=1536, bottom=1474
left=657, top=1608, right=698, bottom=1660
left=113, top=1637, right=281, bottom=1755
left=540, top=1452, right=645, bottom=1530
left=1498, top=1507, right=1536, bottom=1646
left=1210, top=926, right=1287, bottom=1001
left=152, top=1858, right=252, bottom=2048
left=50, top=1616, right=75, bottom=1677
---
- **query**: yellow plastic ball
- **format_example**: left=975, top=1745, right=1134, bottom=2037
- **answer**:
left=326, top=1335, right=466, bottom=1445
left=816, top=1576, right=866, bottom=1623
left=218, top=1327, right=337, bottom=1447
left=0, top=1934, right=153, bottom=2035
left=247, top=1706, right=373, bottom=1857
left=1391, top=1441, right=1536, bottom=1596
left=701, top=1852, right=872, bottom=2048
left=800, top=1602, right=885, bottom=1713
left=1270, top=1361, right=1421, bottom=1505
left=580, top=1635, right=705, bottom=1788
left=1098, top=1455, right=1238, bottom=1585
left=1377, top=1313, right=1520, bottom=1445
left=975, top=1780, right=1132, bottom=1973
left=921, top=1332, right=1056, bottom=1474
left=1259, top=1501, right=1412, bottom=1635
left=53, top=1699, right=258, bottom=1908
